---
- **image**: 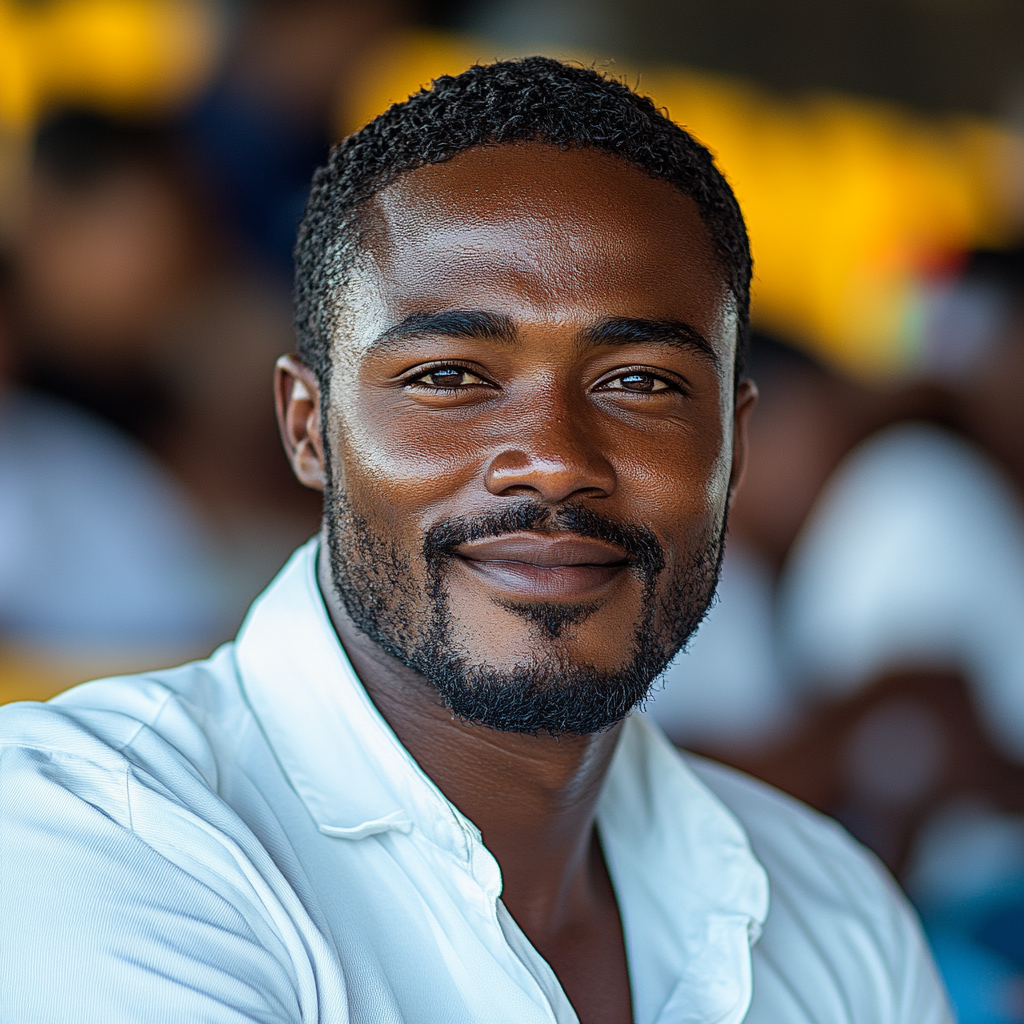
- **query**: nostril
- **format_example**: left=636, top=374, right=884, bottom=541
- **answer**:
left=485, top=451, right=534, bottom=496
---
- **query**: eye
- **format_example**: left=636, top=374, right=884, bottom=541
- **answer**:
left=409, top=366, right=489, bottom=389
left=600, top=371, right=674, bottom=394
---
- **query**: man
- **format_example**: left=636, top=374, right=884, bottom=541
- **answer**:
left=0, top=58, right=949, bottom=1022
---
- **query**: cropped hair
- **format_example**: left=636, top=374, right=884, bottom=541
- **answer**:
left=294, top=56, right=751, bottom=386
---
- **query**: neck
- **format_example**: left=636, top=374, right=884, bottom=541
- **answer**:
left=316, top=543, right=623, bottom=942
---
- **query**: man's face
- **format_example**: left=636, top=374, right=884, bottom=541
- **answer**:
left=316, top=143, right=750, bottom=733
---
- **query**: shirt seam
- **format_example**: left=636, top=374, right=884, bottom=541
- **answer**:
left=112, top=685, right=175, bottom=755
left=125, top=760, right=134, bottom=832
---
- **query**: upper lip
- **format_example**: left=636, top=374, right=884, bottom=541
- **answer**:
left=455, top=533, right=629, bottom=567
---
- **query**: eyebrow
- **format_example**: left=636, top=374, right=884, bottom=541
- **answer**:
left=367, top=310, right=719, bottom=366
left=583, top=317, right=720, bottom=365
left=368, top=310, right=518, bottom=351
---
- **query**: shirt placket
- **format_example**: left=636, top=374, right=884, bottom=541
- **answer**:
left=451, top=814, right=579, bottom=1024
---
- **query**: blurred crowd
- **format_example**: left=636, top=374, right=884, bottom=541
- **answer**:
left=1, top=1, right=1024, bottom=1021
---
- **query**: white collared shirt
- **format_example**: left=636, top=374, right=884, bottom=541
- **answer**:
left=0, top=541, right=951, bottom=1023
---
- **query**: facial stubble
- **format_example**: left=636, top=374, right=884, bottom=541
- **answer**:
left=325, top=480, right=725, bottom=735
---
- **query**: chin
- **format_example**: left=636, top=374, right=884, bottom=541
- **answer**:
left=420, top=625, right=671, bottom=736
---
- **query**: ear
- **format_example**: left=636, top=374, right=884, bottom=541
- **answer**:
left=275, top=354, right=326, bottom=492
left=728, top=377, right=758, bottom=498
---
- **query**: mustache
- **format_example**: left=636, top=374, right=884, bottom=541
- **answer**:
left=422, top=501, right=666, bottom=579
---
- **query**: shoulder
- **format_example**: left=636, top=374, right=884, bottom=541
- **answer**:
left=0, top=647, right=252, bottom=827
left=686, top=755, right=952, bottom=1023
left=686, top=753, right=884, bottom=894
left=0, top=650, right=333, bottom=1021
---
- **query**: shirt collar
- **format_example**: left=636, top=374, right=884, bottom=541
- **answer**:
left=599, top=716, right=769, bottom=1024
left=236, top=540, right=769, bottom=1024
left=235, top=539, right=471, bottom=854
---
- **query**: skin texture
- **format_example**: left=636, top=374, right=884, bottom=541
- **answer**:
left=276, top=142, right=756, bottom=1024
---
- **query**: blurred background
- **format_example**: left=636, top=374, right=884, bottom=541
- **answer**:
left=1, top=1, right=1023, bottom=1019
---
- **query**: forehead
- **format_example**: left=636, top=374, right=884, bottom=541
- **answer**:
left=345, top=143, right=735, bottom=357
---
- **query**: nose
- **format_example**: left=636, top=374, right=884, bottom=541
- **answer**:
left=483, top=401, right=617, bottom=504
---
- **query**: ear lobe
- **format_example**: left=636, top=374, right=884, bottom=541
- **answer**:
left=275, top=354, right=327, bottom=492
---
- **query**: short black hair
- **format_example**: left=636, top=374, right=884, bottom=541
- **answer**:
left=294, top=56, right=751, bottom=387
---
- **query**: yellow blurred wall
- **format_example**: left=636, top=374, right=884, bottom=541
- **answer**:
left=0, top=0, right=220, bottom=130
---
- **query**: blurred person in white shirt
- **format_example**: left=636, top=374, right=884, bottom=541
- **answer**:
left=4, top=108, right=324, bottom=679
left=0, top=241, right=231, bottom=694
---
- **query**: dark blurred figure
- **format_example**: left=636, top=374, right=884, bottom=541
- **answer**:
left=0, top=246, right=230, bottom=689
left=3, top=103, right=327, bottom=692
left=12, top=110, right=194, bottom=441
left=729, top=334, right=886, bottom=572
left=921, top=248, right=1024, bottom=497
left=186, top=0, right=408, bottom=273
left=901, top=249, right=1024, bottom=1023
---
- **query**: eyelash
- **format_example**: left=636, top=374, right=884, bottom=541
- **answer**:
left=404, top=363, right=493, bottom=391
left=597, top=370, right=680, bottom=395
left=403, top=364, right=684, bottom=395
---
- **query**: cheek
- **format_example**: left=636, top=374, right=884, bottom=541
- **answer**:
left=327, top=379, right=481, bottom=534
left=623, top=409, right=731, bottom=532
left=701, top=374, right=738, bottom=513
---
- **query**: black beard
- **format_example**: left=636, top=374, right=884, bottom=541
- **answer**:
left=325, top=481, right=725, bottom=736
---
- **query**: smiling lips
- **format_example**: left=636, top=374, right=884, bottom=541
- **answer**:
left=455, top=533, right=630, bottom=600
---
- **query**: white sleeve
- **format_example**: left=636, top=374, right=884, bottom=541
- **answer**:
left=0, top=741, right=306, bottom=1023
left=880, top=870, right=956, bottom=1024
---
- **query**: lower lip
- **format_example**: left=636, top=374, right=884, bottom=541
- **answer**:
left=456, top=557, right=627, bottom=600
